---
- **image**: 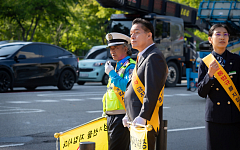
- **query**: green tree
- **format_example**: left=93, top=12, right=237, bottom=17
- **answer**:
left=0, top=0, right=76, bottom=41
left=56, top=0, right=123, bottom=54
left=171, top=0, right=200, bottom=8
left=0, top=0, right=123, bottom=55
left=0, top=19, right=21, bottom=41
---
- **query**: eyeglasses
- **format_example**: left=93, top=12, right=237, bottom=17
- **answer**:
left=213, top=33, right=229, bottom=37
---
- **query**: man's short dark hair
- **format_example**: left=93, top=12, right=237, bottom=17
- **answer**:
left=132, top=18, right=154, bottom=40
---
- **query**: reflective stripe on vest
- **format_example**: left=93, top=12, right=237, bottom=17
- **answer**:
left=202, top=53, right=240, bottom=111
left=131, top=66, right=164, bottom=132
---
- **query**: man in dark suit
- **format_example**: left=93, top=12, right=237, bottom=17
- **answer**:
left=122, top=18, right=168, bottom=150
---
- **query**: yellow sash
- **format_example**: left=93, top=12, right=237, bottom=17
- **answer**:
left=202, top=54, right=240, bottom=111
left=131, top=67, right=164, bottom=132
left=113, top=86, right=125, bottom=110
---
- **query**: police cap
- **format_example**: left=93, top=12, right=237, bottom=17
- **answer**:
left=106, top=32, right=131, bottom=48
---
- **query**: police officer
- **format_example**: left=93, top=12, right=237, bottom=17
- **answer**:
left=102, top=32, right=135, bottom=150
left=198, top=24, right=240, bottom=150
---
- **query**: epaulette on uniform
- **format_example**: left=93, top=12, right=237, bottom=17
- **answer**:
left=123, top=60, right=129, bottom=67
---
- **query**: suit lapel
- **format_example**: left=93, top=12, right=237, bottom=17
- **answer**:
left=128, top=44, right=156, bottom=84
left=137, top=55, right=144, bottom=68
left=137, top=44, right=156, bottom=68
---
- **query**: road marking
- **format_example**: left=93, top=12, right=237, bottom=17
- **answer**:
left=4, top=93, right=199, bottom=104
left=168, top=126, right=205, bottom=132
left=191, top=93, right=198, bottom=95
left=35, top=100, right=59, bottom=102
left=62, top=99, right=84, bottom=101
left=37, top=93, right=104, bottom=97
left=89, top=98, right=102, bottom=100
left=0, top=106, right=45, bottom=115
left=7, top=101, right=31, bottom=104
left=0, top=143, right=25, bottom=148
left=175, top=94, right=194, bottom=96
left=86, top=107, right=170, bottom=113
left=86, top=110, right=103, bottom=113
left=164, top=95, right=174, bottom=97
left=0, top=109, right=45, bottom=115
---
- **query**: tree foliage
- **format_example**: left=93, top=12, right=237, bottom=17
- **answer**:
left=0, top=0, right=76, bottom=41
left=0, top=0, right=210, bottom=54
left=0, top=0, right=122, bottom=55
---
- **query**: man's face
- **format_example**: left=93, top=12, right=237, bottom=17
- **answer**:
left=109, top=45, right=127, bottom=61
left=130, top=24, right=150, bottom=51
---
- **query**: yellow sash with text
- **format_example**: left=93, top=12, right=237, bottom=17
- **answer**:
left=113, top=86, right=126, bottom=110
left=131, top=67, right=164, bottom=132
left=202, top=54, right=240, bottom=111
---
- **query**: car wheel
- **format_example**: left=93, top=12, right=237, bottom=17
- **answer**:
left=25, top=86, right=37, bottom=91
left=0, top=70, right=11, bottom=93
left=57, top=70, right=75, bottom=90
left=102, top=74, right=109, bottom=85
left=77, top=81, right=85, bottom=85
left=165, top=62, right=179, bottom=87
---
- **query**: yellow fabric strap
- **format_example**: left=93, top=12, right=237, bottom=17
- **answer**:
left=131, top=67, right=164, bottom=132
left=113, top=86, right=125, bottom=110
left=202, top=53, right=240, bottom=111
left=111, top=58, right=135, bottom=110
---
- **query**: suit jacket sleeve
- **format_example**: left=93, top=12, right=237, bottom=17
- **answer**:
left=139, top=53, right=167, bottom=121
left=197, top=60, right=214, bottom=98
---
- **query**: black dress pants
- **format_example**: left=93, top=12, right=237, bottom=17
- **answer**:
left=107, top=114, right=130, bottom=150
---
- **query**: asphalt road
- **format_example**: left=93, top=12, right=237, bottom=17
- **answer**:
left=0, top=82, right=206, bottom=150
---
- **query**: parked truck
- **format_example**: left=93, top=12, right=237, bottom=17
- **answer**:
left=96, top=0, right=207, bottom=87
left=96, top=0, right=240, bottom=88
left=186, top=0, right=240, bottom=91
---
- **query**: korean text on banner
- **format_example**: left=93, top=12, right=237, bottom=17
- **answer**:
left=59, top=117, right=108, bottom=150
left=130, top=126, right=148, bottom=150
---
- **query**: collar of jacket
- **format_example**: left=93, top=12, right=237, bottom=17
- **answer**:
left=137, top=44, right=157, bottom=68
left=212, top=50, right=235, bottom=73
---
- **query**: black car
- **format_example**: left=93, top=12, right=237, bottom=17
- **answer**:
left=0, top=42, right=79, bottom=92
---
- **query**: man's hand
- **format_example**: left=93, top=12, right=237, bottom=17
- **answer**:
left=132, top=116, right=146, bottom=127
left=105, top=61, right=114, bottom=75
left=122, top=115, right=129, bottom=127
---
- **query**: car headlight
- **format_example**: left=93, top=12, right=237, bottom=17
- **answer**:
left=93, top=63, right=104, bottom=66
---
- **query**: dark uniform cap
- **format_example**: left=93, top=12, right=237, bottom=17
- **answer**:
left=106, top=32, right=131, bottom=47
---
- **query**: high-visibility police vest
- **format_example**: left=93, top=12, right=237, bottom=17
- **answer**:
left=103, top=58, right=135, bottom=114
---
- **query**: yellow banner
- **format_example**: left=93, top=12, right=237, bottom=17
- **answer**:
left=58, top=117, right=108, bottom=150
left=113, top=86, right=125, bottom=110
left=130, top=126, right=148, bottom=150
left=131, top=67, right=164, bottom=132
left=202, top=54, right=240, bottom=111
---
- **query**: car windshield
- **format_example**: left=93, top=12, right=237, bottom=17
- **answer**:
left=84, top=47, right=109, bottom=60
left=110, top=19, right=153, bottom=36
left=0, top=45, right=24, bottom=57
left=110, top=21, right=132, bottom=36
